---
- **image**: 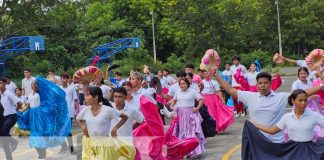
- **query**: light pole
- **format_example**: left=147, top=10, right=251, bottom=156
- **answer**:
left=275, top=0, right=282, bottom=55
left=150, top=10, right=157, bottom=63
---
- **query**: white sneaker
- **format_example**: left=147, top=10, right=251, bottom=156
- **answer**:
left=241, top=113, right=245, bottom=117
left=234, top=113, right=239, bottom=117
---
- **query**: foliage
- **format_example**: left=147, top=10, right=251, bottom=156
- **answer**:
left=0, top=0, right=322, bottom=81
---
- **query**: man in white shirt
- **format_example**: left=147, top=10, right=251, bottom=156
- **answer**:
left=215, top=71, right=324, bottom=143
left=21, top=68, right=36, bottom=96
left=0, top=79, right=22, bottom=159
left=230, top=56, right=247, bottom=117
left=59, top=74, right=78, bottom=153
left=110, top=87, right=144, bottom=145
left=185, top=64, right=202, bottom=84
left=114, top=72, right=126, bottom=87
left=5, top=76, right=17, bottom=94
left=162, top=69, right=176, bottom=88
left=221, top=63, right=232, bottom=103
left=47, top=70, right=61, bottom=86
left=162, top=71, right=186, bottom=100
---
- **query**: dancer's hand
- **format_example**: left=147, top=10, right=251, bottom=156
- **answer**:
left=193, top=108, right=199, bottom=113
left=82, top=126, right=89, bottom=137
left=111, top=128, right=117, bottom=138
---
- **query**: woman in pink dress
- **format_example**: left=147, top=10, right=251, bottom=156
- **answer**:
left=201, top=71, right=234, bottom=132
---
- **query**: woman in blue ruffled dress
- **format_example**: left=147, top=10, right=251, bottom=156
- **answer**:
left=17, top=78, right=71, bottom=160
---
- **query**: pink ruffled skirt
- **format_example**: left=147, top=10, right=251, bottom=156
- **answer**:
left=203, top=94, right=235, bottom=132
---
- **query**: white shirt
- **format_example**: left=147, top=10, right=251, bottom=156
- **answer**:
left=296, top=60, right=307, bottom=67
left=6, top=82, right=17, bottom=94
left=27, top=92, right=40, bottom=108
left=117, top=79, right=126, bottom=87
left=17, top=96, right=28, bottom=104
left=76, top=105, right=121, bottom=137
left=60, top=85, right=78, bottom=117
left=296, top=60, right=315, bottom=80
left=238, top=90, right=290, bottom=143
left=0, top=90, right=20, bottom=116
left=159, top=77, right=168, bottom=89
left=189, top=83, right=199, bottom=92
left=222, top=70, right=232, bottom=83
left=110, top=103, right=144, bottom=144
left=131, top=87, right=157, bottom=111
left=230, top=64, right=247, bottom=87
left=75, top=83, right=84, bottom=94
left=167, top=83, right=180, bottom=97
left=98, top=85, right=111, bottom=99
left=55, top=75, right=61, bottom=86
left=291, top=79, right=312, bottom=91
left=174, top=89, right=202, bottom=108
left=245, top=72, right=259, bottom=86
left=163, top=76, right=176, bottom=88
left=276, top=110, right=324, bottom=142
left=22, top=77, right=36, bottom=96
left=201, top=79, right=220, bottom=94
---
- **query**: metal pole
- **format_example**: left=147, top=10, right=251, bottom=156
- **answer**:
left=151, top=10, right=157, bottom=62
left=275, top=0, right=282, bottom=55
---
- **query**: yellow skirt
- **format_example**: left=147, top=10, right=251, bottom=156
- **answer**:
left=82, top=136, right=135, bottom=160
left=13, top=123, right=30, bottom=136
left=13, top=104, right=30, bottom=136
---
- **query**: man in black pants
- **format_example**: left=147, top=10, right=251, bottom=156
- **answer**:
left=0, top=79, right=22, bottom=160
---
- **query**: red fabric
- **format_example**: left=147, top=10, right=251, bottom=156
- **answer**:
left=270, top=75, right=282, bottom=91
left=233, top=71, right=282, bottom=92
left=164, top=117, right=199, bottom=160
left=133, top=96, right=200, bottom=160
left=233, top=86, right=245, bottom=113
left=90, top=56, right=100, bottom=66
left=203, top=94, right=235, bottom=132
left=156, top=88, right=169, bottom=105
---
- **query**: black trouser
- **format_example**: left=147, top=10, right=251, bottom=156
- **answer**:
left=0, top=114, right=18, bottom=160
left=79, top=93, right=84, bottom=105
left=61, top=118, right=73, bottom=149
left=156, top=102, right=165, bottom=125
left=222, top=90, right=231, bottom=104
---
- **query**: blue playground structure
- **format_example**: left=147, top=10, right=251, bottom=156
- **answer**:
left=88, top=38, right=140, bottom=86
left=88, top=38, right=140, bottom=67
left=0, top=36, right=45, bottom=78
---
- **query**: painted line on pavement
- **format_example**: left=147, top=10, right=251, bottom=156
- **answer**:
left=222, top=144, right=241, bottom=160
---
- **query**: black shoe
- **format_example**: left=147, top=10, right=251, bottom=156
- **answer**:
left=70, top=146, right=74, bottom=153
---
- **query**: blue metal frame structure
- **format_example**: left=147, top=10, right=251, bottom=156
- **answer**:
left=88, top=38, right=140, bottom=87
left=0, top=36, right=45, bottom=78
left=88, top=38, right=140, bottom=67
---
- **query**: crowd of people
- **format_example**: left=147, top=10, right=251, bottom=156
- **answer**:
left=0, top=52, right=324, bottom=159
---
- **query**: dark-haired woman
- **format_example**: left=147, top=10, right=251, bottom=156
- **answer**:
left=170, top=78, right=205, bottom=158
left=76, top=86, right=130, bottom=159
left=253, top=89, right=324, bottom=143
left=290, top=67, right=324, bottom=140
left=242, top=89, right=324, bottom=160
